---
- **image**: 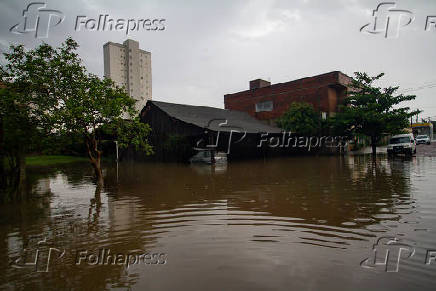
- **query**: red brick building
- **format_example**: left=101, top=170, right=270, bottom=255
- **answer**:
left=224, top=71, right=352, bottom=125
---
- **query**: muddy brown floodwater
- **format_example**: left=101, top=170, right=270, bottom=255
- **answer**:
left=1, top=155, right=436, bottom=290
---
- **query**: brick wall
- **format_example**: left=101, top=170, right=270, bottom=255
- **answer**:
left=224, top=71, right=352, bottom=122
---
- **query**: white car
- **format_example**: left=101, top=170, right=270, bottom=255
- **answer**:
left=415, top=135, right=431, bottom=145
left=387, top=133, right=416, bottom=156
left=189, top=150, right=227, bottom=164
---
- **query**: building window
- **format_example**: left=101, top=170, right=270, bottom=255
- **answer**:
left=255, top=101, right=273, bottom=112
left=321, top=112, right=327, bottom=120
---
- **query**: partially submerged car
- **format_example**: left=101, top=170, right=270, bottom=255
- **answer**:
left=189, top=150, right=227, bottom=164
left=415, top=135, right=431, bottom=145
left=387, top=133, right=416, bottom=156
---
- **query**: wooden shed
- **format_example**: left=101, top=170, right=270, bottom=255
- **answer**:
left=139, top=100, right=282, bottom=161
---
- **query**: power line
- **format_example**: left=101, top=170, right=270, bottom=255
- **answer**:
left=399, top=81, right=436, bottom=93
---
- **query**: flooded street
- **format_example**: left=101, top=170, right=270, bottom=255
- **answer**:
left=1, top=156, right=436, bottom=290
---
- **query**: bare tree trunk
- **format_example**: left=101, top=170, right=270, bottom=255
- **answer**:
left=371, top=136, right=377, bottom=160
left=18, top=154, right=26, bottom=185
left=90, top=157, right=104, bottom=186
left=17, top=154, right=26, bottom=199
left=85, top=136, right=104, bottom=186
left=8, top=153, right=26, bottom=199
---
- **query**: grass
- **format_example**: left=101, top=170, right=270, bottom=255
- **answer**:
left=25, top=155, right=89, bottom=166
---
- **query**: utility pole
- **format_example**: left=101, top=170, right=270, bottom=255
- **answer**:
left=115, top=140, right=119, bottom=182
left=115, top=140, right=119, bottom=162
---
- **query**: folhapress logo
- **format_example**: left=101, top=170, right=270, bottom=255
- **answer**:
left=360, top=237, right=415, bottom=272
left=194, top=119, right=247, bottom=155
left=10, top=2, right=64, bottom=39
left=360, top=2, right=414, bottom=38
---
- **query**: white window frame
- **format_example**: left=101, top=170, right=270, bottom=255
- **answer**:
left=255, top=101, right=273, bottom=112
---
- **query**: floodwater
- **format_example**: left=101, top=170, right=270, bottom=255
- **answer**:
left=1, top=156, right=436, bottom=290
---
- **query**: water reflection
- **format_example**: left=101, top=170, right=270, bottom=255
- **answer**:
left=1, top=156, right=435, bottom=290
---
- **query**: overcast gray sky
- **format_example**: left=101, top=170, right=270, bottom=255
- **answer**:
left=1, top=0, right=435, bottom=120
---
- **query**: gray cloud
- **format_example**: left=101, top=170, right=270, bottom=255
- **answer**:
left=1, top=0, right=435, bottom=119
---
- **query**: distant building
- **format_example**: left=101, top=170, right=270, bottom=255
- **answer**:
left=103, top=39, right=152, bottom=113
left=224, top=71, right=352, bottom=125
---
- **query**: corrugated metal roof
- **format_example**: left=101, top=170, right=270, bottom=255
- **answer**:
left=149, top=100, right=281, bottom=134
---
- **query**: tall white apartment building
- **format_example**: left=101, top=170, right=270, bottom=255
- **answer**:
left=103, top=39, right=152, bottom=114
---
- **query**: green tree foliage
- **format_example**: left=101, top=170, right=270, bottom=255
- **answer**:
left=0, top=88, right=40, bottom=198
left=275, top=102, right=321, bottom=135
left=0, top=38, right=153, bottom=187
left=103, top=118, right=153, bottom=154
left=332, top=72, right=420, bottom=156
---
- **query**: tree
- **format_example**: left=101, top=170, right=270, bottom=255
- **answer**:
left=102, top=118, right=154, bottom=158
left=0, top=88, right=40, bottom=198
left=0, top=38, right=153, bottom=187
left=333, top=72, right=419, bottom=157
left=275, top=102, right=321, bottom=135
